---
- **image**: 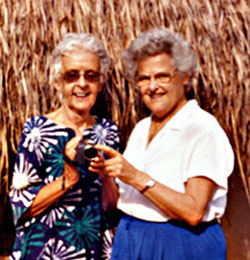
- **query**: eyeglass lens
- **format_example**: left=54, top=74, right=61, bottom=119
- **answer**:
left=63, top=70, right=100, bottom=83
left=137, top=70, right=177, bottom=87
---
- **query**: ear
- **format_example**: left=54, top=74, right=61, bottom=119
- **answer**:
left=53, top=80, right=61, bottom=91
left=183, top=75, right=190, bottom=86
left=50, top=72, right=61, bottom=91
left=98, top=74, right=106, bottom=92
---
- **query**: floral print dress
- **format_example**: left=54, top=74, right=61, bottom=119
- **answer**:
left=9, top=115, right=120, bottom=260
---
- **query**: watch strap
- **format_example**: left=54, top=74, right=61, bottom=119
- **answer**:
left=140, top=178, right=156, bottom=194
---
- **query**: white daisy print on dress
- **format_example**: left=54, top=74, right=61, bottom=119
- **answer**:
left=22, top=116, right=68, bottom=165
left=38, top=238, right=87, bottom=260
left=10, top=153, right=41, bottom=207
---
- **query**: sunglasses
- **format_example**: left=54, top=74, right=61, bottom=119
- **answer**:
left=62, top=70, right=100, bottom=84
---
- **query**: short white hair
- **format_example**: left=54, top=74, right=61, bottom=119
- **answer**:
left=122, top=28, right=197, bottom=82
left=51, top=33, right=110, bottom=81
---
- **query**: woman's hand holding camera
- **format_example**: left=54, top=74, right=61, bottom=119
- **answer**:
left=88, top=151, right=109, bottom=180
left=91, top=144, right=143, bottom=186
left=89, top=145, right=121, bottom=211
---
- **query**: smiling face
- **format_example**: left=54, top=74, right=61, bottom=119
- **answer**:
left=55, top=49, right=102, bottom=117
left=137, top=52, right=189, bottom=121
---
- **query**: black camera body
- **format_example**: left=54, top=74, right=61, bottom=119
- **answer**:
left=73, top=138, right=98, bottom=167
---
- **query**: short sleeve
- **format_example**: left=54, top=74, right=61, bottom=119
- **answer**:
left=184, top=129, right=234, bottom=189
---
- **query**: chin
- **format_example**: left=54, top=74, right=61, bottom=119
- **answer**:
left=152, top=109, right=171, bottom=119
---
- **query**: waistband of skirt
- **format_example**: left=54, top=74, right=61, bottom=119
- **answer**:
left=167, top=218, right=218, bottom=233
left=122, top=214, right=218, bottom=234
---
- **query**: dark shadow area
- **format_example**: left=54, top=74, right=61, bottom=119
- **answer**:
left=221, top=169, right=250, bottom=260
left=0, top=143, right=16, bottom=256
left=0, top=198, right=15, bottom=255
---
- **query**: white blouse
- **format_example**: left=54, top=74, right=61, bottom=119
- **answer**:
left=117, top=100, right=234, bottom=222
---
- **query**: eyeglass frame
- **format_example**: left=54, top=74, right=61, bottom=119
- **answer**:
left=136, top=68, right=178, bottom=88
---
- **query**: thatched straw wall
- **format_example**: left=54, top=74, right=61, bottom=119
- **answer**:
left=0, top=0, right=249, bottom=206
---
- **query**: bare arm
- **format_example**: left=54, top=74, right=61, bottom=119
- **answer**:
left=23, top=137, right=81, bottom=218
left=95, top=144, right=216, bottom=226
left=135, top=174, right=215, bottom=225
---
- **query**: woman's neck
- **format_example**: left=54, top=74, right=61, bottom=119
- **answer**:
left=46, top=106, right=95, bottom=136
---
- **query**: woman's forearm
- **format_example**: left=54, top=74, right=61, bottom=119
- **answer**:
left=131, top=170, right=216, bottom=225
left=23, top=175, right=71, bottom=218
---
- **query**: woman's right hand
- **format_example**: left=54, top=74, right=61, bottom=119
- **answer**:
left=63, top=136, right=82, bottom=188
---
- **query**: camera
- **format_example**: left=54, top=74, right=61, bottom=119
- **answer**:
left=73, top=138, right=98, bottom=167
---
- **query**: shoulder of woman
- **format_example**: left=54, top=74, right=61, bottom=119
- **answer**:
left=23, top=115, right=45, bottom=126
left=95, top=116, right=119, bottom=128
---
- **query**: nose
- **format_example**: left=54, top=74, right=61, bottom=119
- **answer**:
left=148, top=77, right=158, bottom=91
left=77, top=73, right=87, bottom=86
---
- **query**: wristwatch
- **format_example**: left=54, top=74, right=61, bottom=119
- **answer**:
left=140, top=178, right=156, bottom=194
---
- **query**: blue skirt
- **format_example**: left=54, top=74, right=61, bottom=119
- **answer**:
left=111, top=214, right=226, bottom=260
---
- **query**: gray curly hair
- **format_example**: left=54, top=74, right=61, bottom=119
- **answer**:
left=51, top=33, right=110, bottom=82
left=122, top=28, right=197, bottom=82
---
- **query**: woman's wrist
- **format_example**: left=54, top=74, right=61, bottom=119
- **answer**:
left=63, top=162, right=79, bottom=188
left=60, top=174, right=70, bottom=191
left=132, top=170, right=151, bottom=192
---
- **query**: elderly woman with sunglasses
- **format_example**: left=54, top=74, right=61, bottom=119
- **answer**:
left=9, top=33, right=119, bottom=260
left=92, top=28, right=234, bottom=260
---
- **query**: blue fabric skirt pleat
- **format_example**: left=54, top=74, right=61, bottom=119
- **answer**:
left=111, top=214, right=226, bottom=260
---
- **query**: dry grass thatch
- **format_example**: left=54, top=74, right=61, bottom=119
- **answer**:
left=0, top=0, right=249, bottom=204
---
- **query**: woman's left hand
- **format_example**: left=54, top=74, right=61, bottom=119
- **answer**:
left=88, top=151, right=108, bottom=179
left=89, top=147, right=121, bottom=210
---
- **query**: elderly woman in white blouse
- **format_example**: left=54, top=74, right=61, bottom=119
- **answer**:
left=90, top=28, right=234, bottom=260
